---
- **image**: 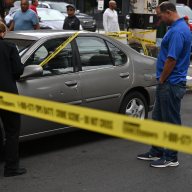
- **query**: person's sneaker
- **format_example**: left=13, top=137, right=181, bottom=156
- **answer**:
left=137, top=152, right=161, bottom=161
left=150, top=157, right=179, bottom=168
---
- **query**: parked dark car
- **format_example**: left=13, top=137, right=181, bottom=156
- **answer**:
left=38, top=1, right=97, bottom=31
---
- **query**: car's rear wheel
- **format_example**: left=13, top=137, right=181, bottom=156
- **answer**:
left=120, top=91, right=148, bottom=119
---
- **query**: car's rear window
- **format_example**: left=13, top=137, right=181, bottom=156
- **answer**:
left=49, top=3, right=68, bottom=13
left=37, top=9, right=65, bottom=21
left=5, top=39, right=35, bottom=53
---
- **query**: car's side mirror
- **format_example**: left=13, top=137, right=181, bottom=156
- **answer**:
left=20, top=65, right=43, bottom=79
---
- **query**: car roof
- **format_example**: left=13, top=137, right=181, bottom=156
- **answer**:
left=37, top=7, right=65, bottom=14
left=5, top=30, right=90, bottom=40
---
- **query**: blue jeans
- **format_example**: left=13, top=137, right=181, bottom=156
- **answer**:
left=150, top=81, right=186, bottom=160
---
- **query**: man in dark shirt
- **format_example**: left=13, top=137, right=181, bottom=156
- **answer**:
left=0, top=21, right=26, bottom=177
left=63, top=4, right=80, bottom=30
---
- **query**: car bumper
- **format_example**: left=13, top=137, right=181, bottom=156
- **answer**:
left=82, top=25, right=97, bottom=32
left=145, top=85, right=157, bottom=112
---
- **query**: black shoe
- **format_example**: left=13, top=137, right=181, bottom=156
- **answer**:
left=137, top=152, right=161, bottom=161
left=150, top=157, right=179, bottom=168
left=4, top=168, right=27, bottom=177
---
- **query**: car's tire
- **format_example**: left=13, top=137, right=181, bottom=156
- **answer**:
left=120, top=91, right=148, bottom=119
left=0, top=129, right=5, bottom=162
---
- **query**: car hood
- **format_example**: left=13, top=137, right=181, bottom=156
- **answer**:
left=40, top=20, right=64, bottom=30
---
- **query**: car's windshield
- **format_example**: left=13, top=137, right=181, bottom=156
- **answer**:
left=5, top=39, right=35, bottom=54
left=37, top=9, right=65, bottom=21
left=49, top=3, right=68, bottom=13
left=177, top=6, right=192, bottom=20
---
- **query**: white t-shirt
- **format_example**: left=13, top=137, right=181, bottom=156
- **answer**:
left=103, top=8, right=120, bottom=33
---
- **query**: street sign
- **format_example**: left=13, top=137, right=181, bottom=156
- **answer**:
left=98, top=0, right=104, bottom=11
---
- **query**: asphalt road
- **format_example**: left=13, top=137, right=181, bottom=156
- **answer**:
left=0, top=94, right=191, bottom=192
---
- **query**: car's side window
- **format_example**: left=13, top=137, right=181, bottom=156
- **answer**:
left=25, top=38, right=73, bottom=76
left=106, top=41, right=127, bottom=66
left=76, top=37, right=113, bottom=71
left=34, top=46, right=48, bottom=61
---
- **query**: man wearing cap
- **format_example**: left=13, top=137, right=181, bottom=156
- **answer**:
left=63, top=4, right=80, bottom=30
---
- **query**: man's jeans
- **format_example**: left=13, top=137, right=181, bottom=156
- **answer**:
left=150, top=82, right=186, bottom=160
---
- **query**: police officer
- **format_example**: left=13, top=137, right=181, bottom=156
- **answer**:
left=63, top=4, right=80, bottom=30
left=0, top=21, right=26, bottom=177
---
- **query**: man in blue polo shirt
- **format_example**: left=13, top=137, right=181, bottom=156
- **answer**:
left=9, top=0, right=39, bottom=31
left=137, top=2, right=191, bottom=168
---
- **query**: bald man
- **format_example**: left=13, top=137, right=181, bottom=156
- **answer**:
left=9, top=0, right=40, bottom=31
left=103, top=0, right=120, bottom=33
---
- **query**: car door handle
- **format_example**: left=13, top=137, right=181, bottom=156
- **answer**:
left=120, top=72, right=130, bottom=78
left=65, top=80, right=78, bottom=87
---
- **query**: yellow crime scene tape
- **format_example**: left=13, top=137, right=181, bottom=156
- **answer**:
left=1, top=32, right=190, bottom=155
left=131, top=36, right=156, bottom=45
left=0, top=91, right=192, bottom=155
left=106, top=30, right=156, bottom=56
left=140, top=42, right=149, bottom=56
left=106, top=31, right=132, bottom=36
left=39, top=32, right=79, bottom=67
left=106, top=30, right=156, bottom=45
left=136, top=30, right=156, bottom=35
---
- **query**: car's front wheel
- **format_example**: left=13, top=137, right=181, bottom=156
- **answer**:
left=120, top=91, right=148, bottom=119
left=0, top=129, right=4, bottom=161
